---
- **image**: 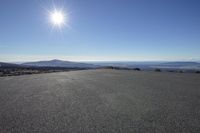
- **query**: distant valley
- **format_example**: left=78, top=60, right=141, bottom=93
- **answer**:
left=0, top=60, right=200, bottom=76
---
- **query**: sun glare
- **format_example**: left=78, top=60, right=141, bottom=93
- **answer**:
left=49, top=9, right=68, bottom=28
left=51, top=10, right=64, bottom=25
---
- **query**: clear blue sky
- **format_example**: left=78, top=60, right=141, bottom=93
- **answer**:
left=0, top=0, right=200, bottom=62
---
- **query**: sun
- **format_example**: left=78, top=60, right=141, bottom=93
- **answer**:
left=49, top=9, right=68, bottom=28
left=51, top=10, right=65, bottom=26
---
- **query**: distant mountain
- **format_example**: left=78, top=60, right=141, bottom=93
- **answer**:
left=159, top=62, right=200, bottom=67
left=1, top=60, right=200, bottom=70
left=92, top=61, right=200, bottom=70
left=151, top=62, right=200, bottom=70
left=0, top=62, right=22, bottom=68
left=22, top=59, right=98, bottom=68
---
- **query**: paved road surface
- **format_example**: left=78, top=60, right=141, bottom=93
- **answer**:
left=0, top=69, right=200, bottom=133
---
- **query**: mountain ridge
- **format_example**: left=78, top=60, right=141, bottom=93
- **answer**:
left=21, top=59, right=98, bottom=68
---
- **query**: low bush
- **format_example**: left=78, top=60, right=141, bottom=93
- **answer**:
left=196, top=71, right=200, bottom=74
left=155, top=68, right=161, bottom=72
left=133, top=68, right=141, bottom=71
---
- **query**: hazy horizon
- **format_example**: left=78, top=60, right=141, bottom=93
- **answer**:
left=1, top=58, right=200, bottom=64
left=0, top=55, right=200, bottom=63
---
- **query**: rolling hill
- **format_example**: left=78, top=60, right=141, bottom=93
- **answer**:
left=0, top=62, right=22, bottom=68
left=22, top=59, right=98, bottom=68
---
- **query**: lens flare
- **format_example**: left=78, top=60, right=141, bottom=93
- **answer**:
left=47, top=7, right=69, bottom=30
left=50, top=9, right=65, bottom=27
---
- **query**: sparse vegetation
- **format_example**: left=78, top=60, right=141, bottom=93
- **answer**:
left=196, top=71, right=200, bottom=74
left=103, top=66, right=115, bottom=69
left=178, top=70, right=183, bottom=73
left=102, top=66, right=142, bottom=71
left=0, top=67, right=88, bottom=77
left=155, top=68, right=161, bottom=72
left=133, top=68, right=141, bottom=71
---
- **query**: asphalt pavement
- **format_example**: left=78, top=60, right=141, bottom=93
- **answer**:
left=0, top=69, right=200, bottom=133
